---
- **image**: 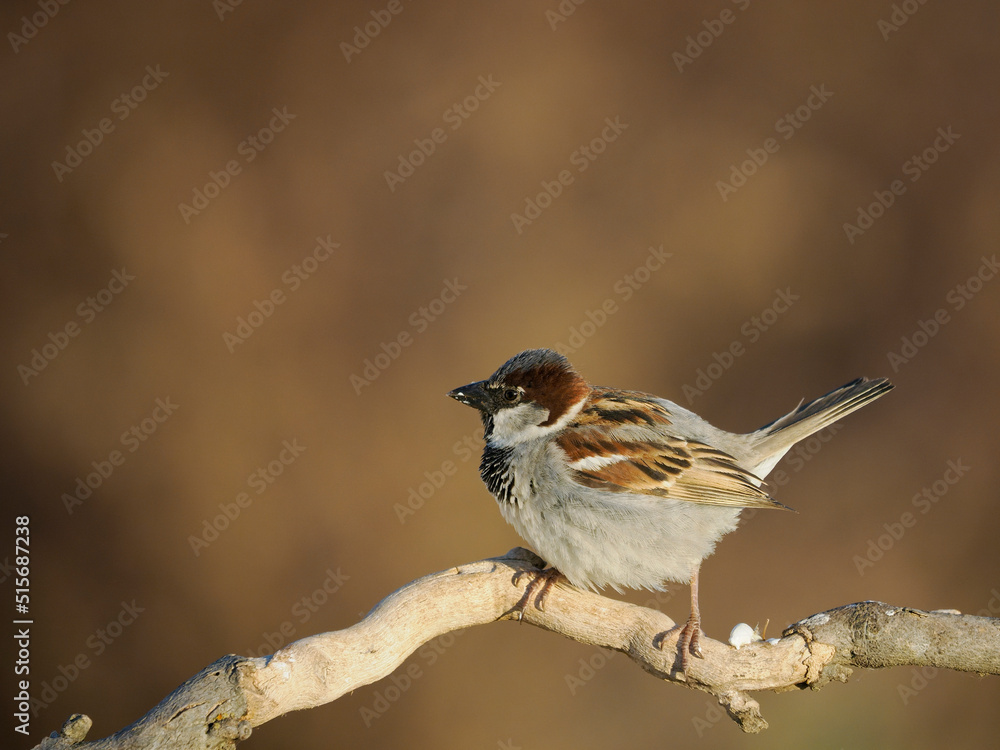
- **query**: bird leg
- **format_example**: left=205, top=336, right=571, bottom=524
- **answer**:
left=675, top=569, right=704, bottom=672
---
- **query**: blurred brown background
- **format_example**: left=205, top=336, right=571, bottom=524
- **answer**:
left=2, top=1, right=999, bottom=748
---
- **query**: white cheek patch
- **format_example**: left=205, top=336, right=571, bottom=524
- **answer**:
left=489, top=405, right=540, bottom=445
left=490, top=397, right=587, bottom=446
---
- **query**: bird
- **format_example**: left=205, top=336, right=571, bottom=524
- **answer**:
left=447, top=348, right=893, bottom=671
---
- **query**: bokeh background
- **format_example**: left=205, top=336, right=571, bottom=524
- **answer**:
left=3, top=1, right=999, bottom=748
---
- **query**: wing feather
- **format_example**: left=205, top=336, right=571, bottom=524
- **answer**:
left=560, top=391, right=790, bottom=511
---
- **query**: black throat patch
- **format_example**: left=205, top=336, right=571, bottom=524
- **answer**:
left=480, top=443, right=516, bottom=505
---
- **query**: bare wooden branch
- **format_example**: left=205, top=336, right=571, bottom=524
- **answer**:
left=33, top=548, right=1000, bottom=748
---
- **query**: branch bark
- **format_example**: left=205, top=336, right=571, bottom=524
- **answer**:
left=34, top=548, right=1000, bottom=748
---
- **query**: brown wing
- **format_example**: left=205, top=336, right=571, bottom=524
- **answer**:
left=559, top=391, right=789, bottom=510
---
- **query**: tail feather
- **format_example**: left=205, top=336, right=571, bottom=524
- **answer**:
left=751, top=377, right=893, bottom=458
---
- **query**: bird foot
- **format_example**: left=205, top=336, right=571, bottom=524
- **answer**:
left=675, top=615, right=704, bottom=673
left=512, top=566, right=563, bottom=616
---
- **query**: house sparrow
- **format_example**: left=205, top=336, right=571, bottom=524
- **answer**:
left=448, top=348, right=892, bottom=671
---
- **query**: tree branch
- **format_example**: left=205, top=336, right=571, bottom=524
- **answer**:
left=34, top=548, right=1000, bottom=748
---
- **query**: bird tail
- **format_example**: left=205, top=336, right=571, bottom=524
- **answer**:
left=750, top=377, right=893, bottom=459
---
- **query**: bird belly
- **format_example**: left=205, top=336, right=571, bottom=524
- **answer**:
left=497, top=484, right=742, bottom=592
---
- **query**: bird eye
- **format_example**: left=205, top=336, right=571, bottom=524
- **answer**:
left=502, top=388, right=520, bottom=402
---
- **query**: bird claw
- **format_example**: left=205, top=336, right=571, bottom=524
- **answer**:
left=513, top=567, right=563, bottom=613
left=676, top=616, right=704, bottom=673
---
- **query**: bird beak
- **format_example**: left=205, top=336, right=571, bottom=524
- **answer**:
left=447, top=380, right=490, bottom=411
